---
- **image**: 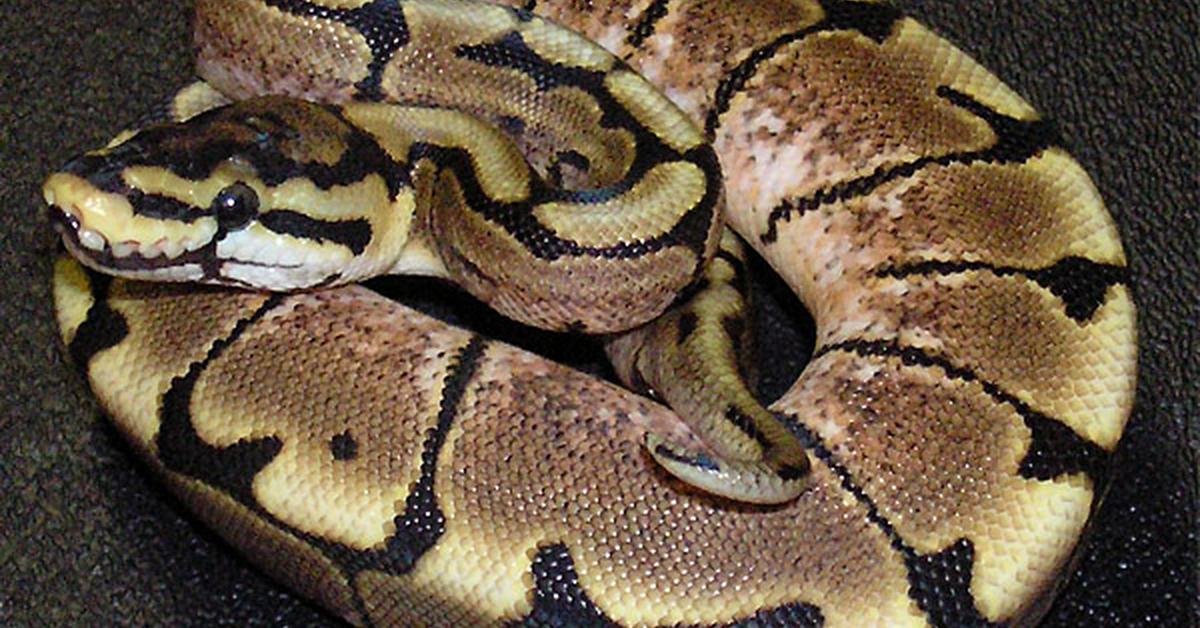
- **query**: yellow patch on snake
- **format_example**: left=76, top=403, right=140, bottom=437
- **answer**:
left=51, top=262, right=275, bottom=447
left=338, top=109, right=414, bottom=159
left=518, top=14, right=615, bottom=73
left=605, top=70, right=705, bottom=153
left=351, top=189, right=422, bottom=278
left=171, top=476, right=367, bottom=626
left=51, top=257, right=93, bottom=348
left=403, top=108, right=531, bottom=203
left=345, top=104, right=534, bottom=204
left=404, top=0, right=520, bottom=48
left=1026, top=285, right=1136, bottom=450
left=268, top=174, right=393, bottom=223
left=893, top=19, right=1038, bottom=122
left=171, top=80, right=234, bottom=121
left=246, top=443, right=411, bottom=550
left=103, top=129, right=140, bottom=150
left=966, top=474, right=1093, bottom=621
left=1025, top=149, right=1127, bottom=265
left=532, top=161, right=706, bottom=247
left=393, top=532, right=541, bottom=622
left=123, top=163, right=241, bottom=218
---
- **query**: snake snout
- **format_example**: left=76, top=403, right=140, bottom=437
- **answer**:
left=43, top=173, right=110, bottom=253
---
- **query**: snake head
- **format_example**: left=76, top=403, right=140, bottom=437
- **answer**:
left=44, top=97, right=410, bottom=290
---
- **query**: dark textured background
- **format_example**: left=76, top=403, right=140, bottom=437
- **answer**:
left=1, top=0, right=1195, bottom=625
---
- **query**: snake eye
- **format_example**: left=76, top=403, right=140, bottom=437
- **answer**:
left=212, top=182, right=259, bottom=230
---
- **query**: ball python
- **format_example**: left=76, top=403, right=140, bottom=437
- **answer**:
left=44, top=0, right=1138, bottom=625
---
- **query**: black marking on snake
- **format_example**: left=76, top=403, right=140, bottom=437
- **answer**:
left=676, top=311, right=699, bottom=344
left=70, top=101, right=409, bottom=205
left=262, top=0, right=409, bottom=100
left=877, top=256, right=1129, bottom=323
left=258, top=210, right=372, bottom=255
left=725, top=406, right=773, bottom=451
left=510, top=543, right=619, bottom=627
left=59, top=154, right=205, bottom=223
left=510, top=4, right=536, bottom=22
left=653, top=443, right=721, bottom=472
left=721, top=601, right=824, bottom=627
left=412, top=142, right=718, bottom=263
left=547, top=149, right=591, bottom=187
left=496, top=114, right=527, bottom=136
left=776, top=416, right=998, bottom=627
left=66, top=271, right=128, bottom=377
left=670, top=277, right=710, bottom=313
left=818, top=339, right=1109, bottom=482
left=776, top=462, right=809, bottom=482
left=628, top=363, right=662, bottom=402
left=458, top=31, right=594, bottom=92
left=556, top=149, right=591, bottom=174
left=130, top=190, right=210, bottom=223
left=625, top=0, right=672, bottom=50
left=714, top=247, right=749, bottom=292
left=761, top=87, right=1060, bottom=242
left=329, top=430, right=358, bottom=461
left=721, top=315, right=747, bottom=354
left=341, top=334, right=490, bottom=577
left=706, top=0, right=903, bottom=136
left=156, top=294, right=288, bottom=506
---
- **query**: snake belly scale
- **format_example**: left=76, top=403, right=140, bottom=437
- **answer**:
left=46, top=0, right=1137, bottom=626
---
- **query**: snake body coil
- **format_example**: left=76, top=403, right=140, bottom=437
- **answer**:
left=47, top=0, right=1136, bottom=625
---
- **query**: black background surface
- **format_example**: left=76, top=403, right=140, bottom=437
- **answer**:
left=1, top=0, right=1195, bottom=625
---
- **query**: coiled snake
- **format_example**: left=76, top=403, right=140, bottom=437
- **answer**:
left=44, top=0, right=1137, bottom=625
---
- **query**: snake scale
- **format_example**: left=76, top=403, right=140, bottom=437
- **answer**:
left=44, top=0, right=1137, bottom=625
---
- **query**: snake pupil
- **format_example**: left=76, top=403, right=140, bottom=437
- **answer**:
left=212, top=182, right=259, bottom=230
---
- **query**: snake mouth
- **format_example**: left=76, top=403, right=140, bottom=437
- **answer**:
left=48, top=204, right=307, bottom=288
left=46, top=202, right=224, bottom=280
left=42, top=168, right=221, bottom=262
left=43, top=173, right=217, bottom=277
